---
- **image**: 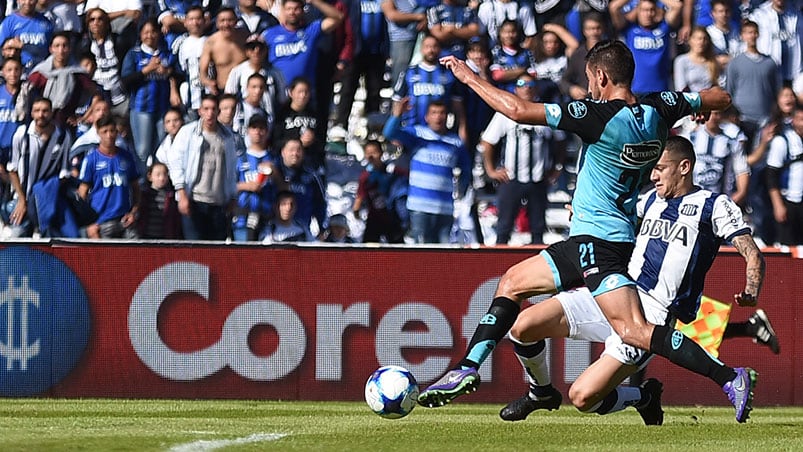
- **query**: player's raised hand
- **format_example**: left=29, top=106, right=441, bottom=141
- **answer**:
left=734, top=291, right=758, bottom=307
left=439, top=56, right=473, bottom=84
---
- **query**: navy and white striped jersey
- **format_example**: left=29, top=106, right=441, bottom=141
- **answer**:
left=684, top=125, right=749, bottom=194
left=544, top=91, right=701, bottom=242
left=481, top=111, right=565, bottom=183
left=766, top=126, right=803, bottom=203
left=629, top=188, right=751, bottom=323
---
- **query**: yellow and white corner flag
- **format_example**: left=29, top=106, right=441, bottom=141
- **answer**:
left=676, top=296, right=732, bottom=358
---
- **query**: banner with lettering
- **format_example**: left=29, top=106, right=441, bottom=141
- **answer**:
left=0, top=243, right=798, bottom=405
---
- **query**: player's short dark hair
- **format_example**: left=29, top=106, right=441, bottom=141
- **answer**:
left=664, top=135, right=695, bottom=167
left=585, top=40, right=635, bottom=87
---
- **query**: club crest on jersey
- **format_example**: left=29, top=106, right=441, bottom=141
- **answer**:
left=620, top=140, right=662, bottom=166
left=660, top=91, right=678, bottom=106
left=680, top=204, right=698, bottom=216
left=567, top=101, right=587, bottom=119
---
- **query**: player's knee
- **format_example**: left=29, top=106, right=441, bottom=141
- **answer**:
left=610, top=323, right=650, bottom=350
left=495, top=270, right=522, bottom=302
left=508, top=318, right=528, bottom=343
left=567, top=384, right=597, bottom=412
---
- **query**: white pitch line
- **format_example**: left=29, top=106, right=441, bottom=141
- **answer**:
left=169, top=433, right=288, bottom=452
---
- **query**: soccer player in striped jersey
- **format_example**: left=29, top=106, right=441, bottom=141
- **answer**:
left=421, top=40, right=757, bottom=424
left=498, top=135, right=765, bottom=424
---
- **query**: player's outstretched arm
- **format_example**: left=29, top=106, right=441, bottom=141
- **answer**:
left=731, top=233, right=765, bottom=307
left=439, top=55, right=547, bottom=126
left=697, top=86, right=732, bottom=113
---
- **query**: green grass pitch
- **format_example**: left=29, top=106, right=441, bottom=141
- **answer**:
left=1, top=399, right=802, bottom=451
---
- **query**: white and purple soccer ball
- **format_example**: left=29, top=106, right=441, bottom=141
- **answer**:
left=364, top=365, right=419, bottom=419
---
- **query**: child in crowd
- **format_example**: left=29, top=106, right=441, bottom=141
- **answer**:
left=233, top=73, right=270, bottom=144
left=75, top=94, right=110, bottom=139
left=353, top=140, right=407, bottom=243
left=137, top=161, right=181, bottom=239
left=77, top=115, right=141, bottom=239
left=271, top=77, right=320, bottom=168
left=69, top=98, right=114, bottom=178
left=224, top=40, right=278, bottom=121
left=233, top=115, right=284, bottom=241
left=321, top=213, right=355, bottom=243
left=261, top=190, right=314, bottom=243
left=218, top=93, right=246, bottom=154
left=154, top=107, right=184, bottom=164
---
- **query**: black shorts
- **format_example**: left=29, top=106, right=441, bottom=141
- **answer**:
left=542, top=235, right=635, bottom=295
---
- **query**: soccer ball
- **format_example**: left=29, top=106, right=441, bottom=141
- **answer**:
left=364, top=365, right=419, bottom=419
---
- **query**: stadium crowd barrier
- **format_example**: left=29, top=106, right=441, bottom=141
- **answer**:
left=0, top=241, right=800, bottom=406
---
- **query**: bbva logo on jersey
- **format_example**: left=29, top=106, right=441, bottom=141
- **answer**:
left=0, top=247, right=91, bottom=396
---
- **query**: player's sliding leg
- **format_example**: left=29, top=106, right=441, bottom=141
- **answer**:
left=498, top=340, right=562, bottom=421
left=723, top=309, right=780, bottom=354
left=568, top=354, right=663, bottom=426
left=499, top=298, right=568, bottom=420
left=500, top=290, right=657, bottom=423
left=418, top=254, right=558, bottom=408
left=594, top=284, right=757, bottom=423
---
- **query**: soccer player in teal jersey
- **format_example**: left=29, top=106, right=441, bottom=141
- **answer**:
left=420, top=40, right=757, bottom=423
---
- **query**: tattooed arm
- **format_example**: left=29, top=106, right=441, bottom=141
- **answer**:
left=731, top=234, right=765, bottom=307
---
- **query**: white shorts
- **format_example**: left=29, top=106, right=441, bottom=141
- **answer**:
left=555, top=286, right=672, bottom=369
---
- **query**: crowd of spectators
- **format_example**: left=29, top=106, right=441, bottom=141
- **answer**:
left=0, top=0, right=802, bottom=246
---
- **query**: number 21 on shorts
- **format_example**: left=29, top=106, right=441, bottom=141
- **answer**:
left=579, top=242, right=596, bottom=268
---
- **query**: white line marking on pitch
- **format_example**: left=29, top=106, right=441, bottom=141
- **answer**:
left=169, top=433, right=288, bottom=451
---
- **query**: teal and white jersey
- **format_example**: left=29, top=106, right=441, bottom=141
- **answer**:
left=544, top=91, right=701, bottom=242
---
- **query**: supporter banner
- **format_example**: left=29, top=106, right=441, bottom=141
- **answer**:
left=0, top=243, right=799, bottom=406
